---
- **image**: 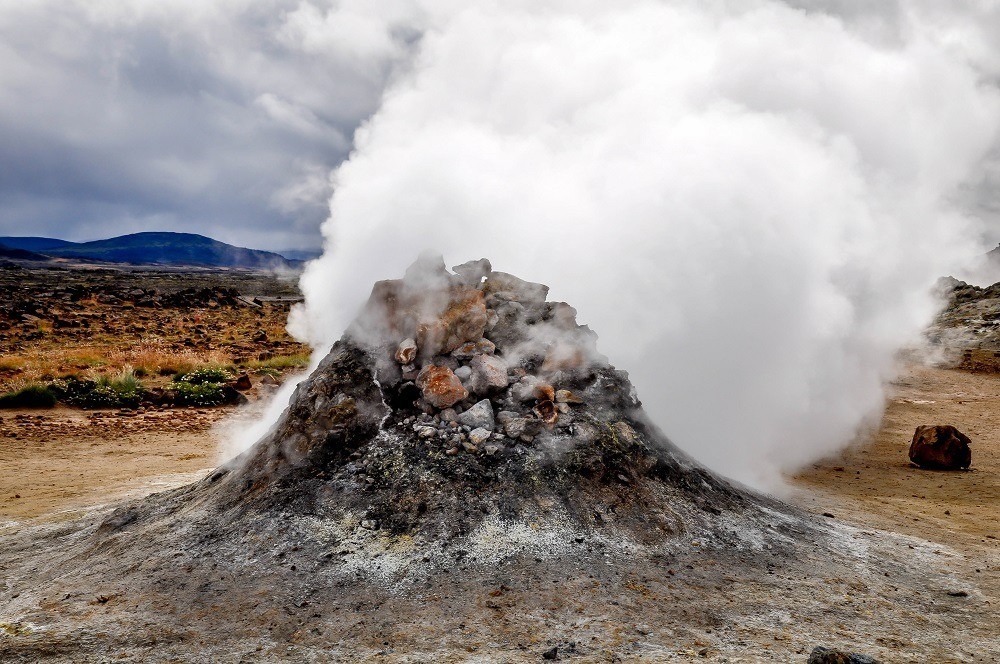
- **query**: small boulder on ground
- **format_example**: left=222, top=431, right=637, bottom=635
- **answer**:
left=908, top=425, right=972, bottom=470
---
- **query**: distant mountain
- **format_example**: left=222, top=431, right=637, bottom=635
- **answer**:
left=275, top=248, right=323, bottom=262
left=0, top=236, right=76, bottom=252
left=0, top=243, right=49, bottom=261
left=0, top=232, right=302, bottom=270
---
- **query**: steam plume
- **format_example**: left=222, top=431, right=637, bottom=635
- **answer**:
left=288, top=1, right=1000, bottom=490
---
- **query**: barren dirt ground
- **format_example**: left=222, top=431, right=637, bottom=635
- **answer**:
left=0, top=407, right=230, bottom=525
left=792, top=363, right=999, bottom=566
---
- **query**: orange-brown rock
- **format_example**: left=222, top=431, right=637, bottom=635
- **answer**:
left=908, top=425, right=971, bottom=470
left=533, top=382, right=555, bottom=402
left=416, top=365, right=469, bottom=409
left=533, top=399, right=558, bottom=426
left=415, top=289, right=487, bottom=357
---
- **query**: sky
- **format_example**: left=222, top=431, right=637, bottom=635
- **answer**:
left=1, top=1, right=999, bottom=254
left=0, top=0, right=424, bottom=251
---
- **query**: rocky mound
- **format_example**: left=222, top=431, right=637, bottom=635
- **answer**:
left=0, top=258, right=985, bottom=662
left=205, top=253, right=759, bottom=546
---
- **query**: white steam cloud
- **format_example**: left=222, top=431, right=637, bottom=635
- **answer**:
left=288, top=1, right=1000, bottom=490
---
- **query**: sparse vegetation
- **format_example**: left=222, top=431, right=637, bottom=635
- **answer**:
left=249, top=353, right=310, bottom=372
left=173, top=367, right=233, bottom=385
left=0, top=266, right=308, bottom=405
left=169, top=380, right=228, bottom=407
left=54, top=369, right=146, bottom=409
left=0, top=383, right=57, bottom=409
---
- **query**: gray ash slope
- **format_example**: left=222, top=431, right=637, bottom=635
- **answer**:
left=0, top=258, right=986, bottom=662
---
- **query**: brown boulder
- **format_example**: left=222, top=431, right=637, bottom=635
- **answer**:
left=908, top=425, right=971, bottom=470
left=416, top=365, right=468, bottom=409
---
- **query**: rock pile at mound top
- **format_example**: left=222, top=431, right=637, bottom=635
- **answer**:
left=351, top=253, right=607, bottom=456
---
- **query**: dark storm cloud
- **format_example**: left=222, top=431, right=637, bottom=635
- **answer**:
left=0, top=1, right=422, bottom=250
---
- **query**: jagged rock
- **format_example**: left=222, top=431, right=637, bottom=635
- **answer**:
left=908, top=425, right=972, bottom=470
left=416, top=291, right=488, bottom=357
left=234, top=374, right=252, bottom=391
left=556, top=389, right=583, bottom=404
left=452, top=258, right=492, bottom=287
left=451, top=338, right=495, bottom=360
left=457, top=399, right=494, bottom=430
left=395, top=338, right=417, bottom=365
left=483, top=271, right=549, bottom=305
left=468, top=354, right=509, bottom=394
left=468, top=427, right=492, bottom=445
left=807, top=646, right=879, bottom=664
left=350, top=253, right=487, bottom=358
left=511, top=376, right=554, bottom=403
left=512, top=376, right=540, bottom=403
left=416, top=365, right=468, bottom=409
left=546, top=302, right=579, bottom=329
left=501, top=416, right=541, bottom=440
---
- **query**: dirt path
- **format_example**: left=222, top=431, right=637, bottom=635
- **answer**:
left=0, top=407, right=227, bottom=524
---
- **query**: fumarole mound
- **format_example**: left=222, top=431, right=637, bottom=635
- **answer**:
left=0, top=257, right=988, bottom=662
left=223, top=254, right=756, bottom=542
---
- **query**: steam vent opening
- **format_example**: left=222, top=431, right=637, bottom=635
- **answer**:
left=1, top=257, right=987, bottom=662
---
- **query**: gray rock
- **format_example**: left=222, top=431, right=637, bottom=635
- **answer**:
left=469, top=428, right=492, bottom=445
left=452, top=258, right=492, bottom=287
left=469, top=354, right=509, bottom=394
left=454, top=366, right=472, bottom=381
left=483, top=271, right=549, bottom=305
left=807, top=646, right=879, bottom=664
left=512, top=376, right=543, bottom=403
left=502, top=417, right=541, bottom=440
left=458, top=399, right=495, bottom=430
left=496, top=410, right=520, bottom=425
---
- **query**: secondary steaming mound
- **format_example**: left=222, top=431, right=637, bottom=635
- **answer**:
left=0, top=258, right=988, bottom=662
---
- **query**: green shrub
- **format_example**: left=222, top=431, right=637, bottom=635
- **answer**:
left=170, top=380, right=227, bottom=406
left=48, top=377, right=97, bottom=403
left=0, top=384, right=56, bottom=409
left=51, top=370, right=146, bottom=409
left=173, top=367, right=233, bottom=385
